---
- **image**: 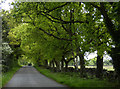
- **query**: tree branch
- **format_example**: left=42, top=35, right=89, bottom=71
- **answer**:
left=90, top=3, right=101, bottom=11
left=62, top=24, right=68, bottom=33
left=44, top=13, right=88, bottom=24
left=38, top=27, right=72, bottom=41
left=46, top=2, right=69, bottom=13
left=90, top=3, right=115, bottom=36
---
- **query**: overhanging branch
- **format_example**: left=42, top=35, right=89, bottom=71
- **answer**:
left=46, top=2, right=69, bottom=13
left=38, top=27, right=72, bottom=41
left=43, top=13, right=88, bottom=24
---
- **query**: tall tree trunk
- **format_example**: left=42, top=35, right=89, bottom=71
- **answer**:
left=61, top=56, right=65, bottom=68
left=92, top=3, right=120, bottom=83
left=61, top=59, right=64, bottom=71
left=54, top=60, right=60, bottom=72
left=61, top=59, right=64, bottom=68
left=72, top=48, right=78, bottom=70
left=49, top=61, right=52, bottom=68
left=44, top=60, right=48, bottom=67
left=63, top=57, right=73, bottom=72
left=73, top=58, right=78, bottom=71
left=52, top=60, right=55, bottom=68
left=76, top=48, right=85, bottom=76
left=76, top=56, right=79, bottom=70
left=65, top=61, right=68, bottom=72
left=111, top=47, right=120, bottom=83
left=96, top=54, right=103, bottom=79
left=79, top=53, right=85, bottom=77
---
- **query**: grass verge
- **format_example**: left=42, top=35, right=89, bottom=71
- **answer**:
left=0, top=74, right=2, bottom=88
left=35, top=66, right=119, bottom=89
left=2, top=66, right=21, bottom=87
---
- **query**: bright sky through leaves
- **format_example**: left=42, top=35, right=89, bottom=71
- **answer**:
left=0, top=0, right=14, bottom=11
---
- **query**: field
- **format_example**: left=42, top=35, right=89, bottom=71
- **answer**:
left=36, top=66, right=118, bottom=88
left=68, top=65, right=114, bottom=71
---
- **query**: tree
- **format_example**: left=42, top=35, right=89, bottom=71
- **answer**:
left=6, top=2, right=120, bottom=82
left=2, top=10, right=20, bottom=72
left=86, top=2, right=120, bottom=82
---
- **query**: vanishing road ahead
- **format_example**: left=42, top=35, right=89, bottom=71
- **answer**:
left=3, top=66, right=69, bottom=89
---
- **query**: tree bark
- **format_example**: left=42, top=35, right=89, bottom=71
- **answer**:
left=49, top=61, right=52, bottom=67
left=61, top=59, right=64, bottom=68
left=65, top=61, right=69, bottom=71
left=54, top=60, right=60, bottom=72
left=44, top=60, right=48, bottom=67
left=111, top=47, right=120, bottom=83
left=52, top=60, right=55, bottom=68
left=91, top=3, right=120, bottom=82
left=96, top=54, right=103, bottom=79
left=73, top=57, right=78, bottom=71
left=99, top=3, right=120, bottom=82
left=79, top=53, right=85, bottom=77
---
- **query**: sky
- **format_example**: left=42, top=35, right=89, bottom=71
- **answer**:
left=0, top=0, right=14, bottom=11
left=0, top=0, right=112, bottom=60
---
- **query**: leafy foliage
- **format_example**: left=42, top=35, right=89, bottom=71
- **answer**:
left=2, top=2, right=120, bottom=82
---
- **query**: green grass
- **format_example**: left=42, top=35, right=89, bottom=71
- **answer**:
left=35, top=66, right=118, bottom=89
left=68, top=65, right=114, bottom=71
left=0, top=74, right=2, bottom=88
left=1, top=66, right=21, bottom=87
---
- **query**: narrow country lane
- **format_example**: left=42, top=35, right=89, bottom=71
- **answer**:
left=3, top=66, right=69, bottom=89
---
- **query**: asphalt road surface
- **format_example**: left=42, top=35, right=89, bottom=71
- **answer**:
left=3, top=66, right=69, bottom=89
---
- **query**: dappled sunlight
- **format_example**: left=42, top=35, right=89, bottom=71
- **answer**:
left=2, top=1, right=120, bottom=88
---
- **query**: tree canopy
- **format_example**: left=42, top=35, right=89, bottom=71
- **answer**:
left=2, top=2, right=120, bottom=82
